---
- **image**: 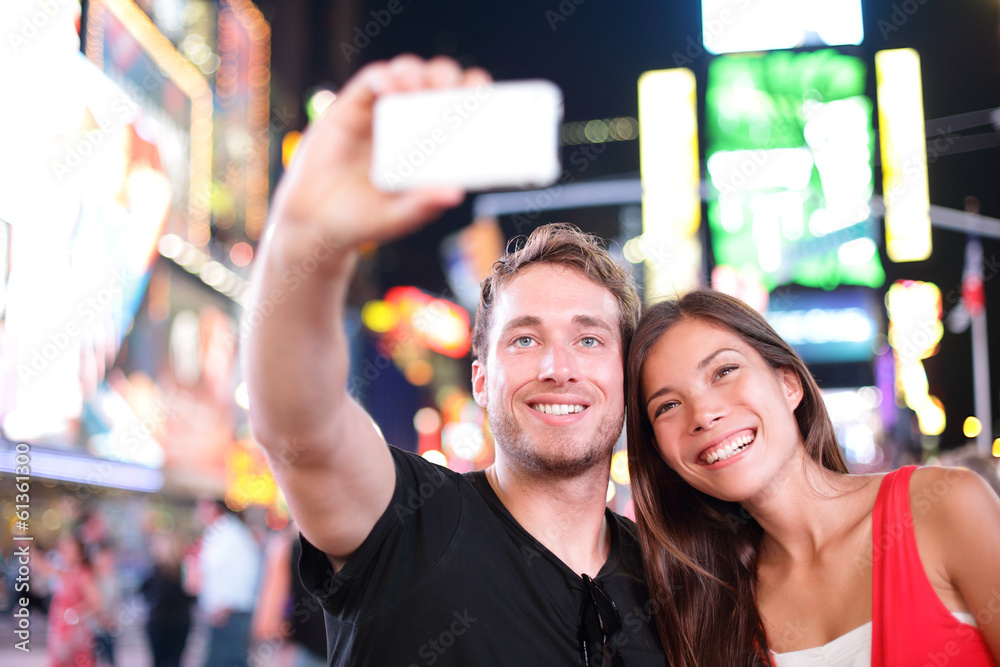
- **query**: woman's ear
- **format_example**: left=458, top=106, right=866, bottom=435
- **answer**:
left=778, top=366, right=804, bottom=411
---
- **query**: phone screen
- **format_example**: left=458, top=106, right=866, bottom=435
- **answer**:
left=371, top=80, right=563, bottom=192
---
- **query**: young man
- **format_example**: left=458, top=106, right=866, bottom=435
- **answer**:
left=193, top=498, right=261, bottom=667
left=244, top=55, right=667, bottom=666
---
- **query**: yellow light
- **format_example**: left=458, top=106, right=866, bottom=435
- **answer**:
left=916, top=396, right=946, bottom=436
left=875, top=49, right=931, bottom=262
left=404, top=359, right=434, bottom=386
left=610, top=450, right=630, bottom=486
left=361, top=300, right=399, bottom=333
left=886, top=281, right=942, bottom=360
left=422, top=449, right=448, bottom=467
left=963, top=416, right=983, bottom=439
left=282, top=131, right=303, bottom=168
left=225, top=491, right=249, bottom=511
left=606, top=480, right=617, bottom=503
left=42, top=509, right=63, bottom=532
left=638, top=68, right=701, bottom=300
left=413, top=299, right=471, bottom=358
left=584, top=119, right=609, bottom=143
left=993, top=439, right=1000, bottom=458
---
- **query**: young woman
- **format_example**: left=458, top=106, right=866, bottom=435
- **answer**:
left=46, top=532, right=101, bottom=667
left=625, top=289, right=1000, bottom=666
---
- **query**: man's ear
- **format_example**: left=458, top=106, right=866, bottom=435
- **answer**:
left=472, top=359, right=487, bottom=408
left=778, top=366, right=804, bottom=411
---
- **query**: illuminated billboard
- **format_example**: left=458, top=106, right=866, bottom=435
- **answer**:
left=701, top=0, right=863, bottom=55
left=706, top=50, right=885, bottom=291
left=86, top=0, right=213, bottom=246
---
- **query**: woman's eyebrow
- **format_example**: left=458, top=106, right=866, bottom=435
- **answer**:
left=644, top=347, right=738, bottom=409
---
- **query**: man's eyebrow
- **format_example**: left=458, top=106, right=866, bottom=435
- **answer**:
left=498, top=314, right=615, bottom=337
left=499, top=315, right=543, bottom=336
left=573, top=315, right=615, bottom=334
left=645, top=348, right=738, bottom=409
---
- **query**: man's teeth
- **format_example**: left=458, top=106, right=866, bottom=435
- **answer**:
left=532, top=404, right=585, bottom=416
left=704, top=433, right=755, bottom=464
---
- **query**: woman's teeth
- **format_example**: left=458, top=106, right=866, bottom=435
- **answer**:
left=704, top=433, right=755, bottom=465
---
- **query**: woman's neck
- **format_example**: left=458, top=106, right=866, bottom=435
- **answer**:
left=741, top=452, right=871, bottom=563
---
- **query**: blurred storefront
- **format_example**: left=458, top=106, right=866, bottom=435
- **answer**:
left=0, top=0, right=275, bottom=554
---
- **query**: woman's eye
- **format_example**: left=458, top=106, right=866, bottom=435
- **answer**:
left=515, top=336, right=534, bottom=347
left=653, top=401, right=677, bottom=418
left=717, top=364, right=738, bottom=379
left=580, top=336, right=598, bottom=347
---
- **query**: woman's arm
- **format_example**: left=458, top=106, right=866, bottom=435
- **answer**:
left=916, top=465, right=1000, bottom=660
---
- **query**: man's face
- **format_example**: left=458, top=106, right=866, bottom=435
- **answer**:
left=472, top=263, right=625, bottom=477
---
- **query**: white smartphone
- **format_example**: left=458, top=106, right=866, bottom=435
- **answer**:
left=371, top=80, right=563, bottom=192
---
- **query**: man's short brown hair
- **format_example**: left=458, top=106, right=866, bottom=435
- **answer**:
left=470, top=223, right=640, bottom=361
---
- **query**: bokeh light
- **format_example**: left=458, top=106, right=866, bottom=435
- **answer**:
left=963, top=416, right=983, bottom=439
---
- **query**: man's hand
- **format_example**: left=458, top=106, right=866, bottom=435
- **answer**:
left=207, top=607, right=231, bottom=628
left=269, top=54, right=491, bottom=254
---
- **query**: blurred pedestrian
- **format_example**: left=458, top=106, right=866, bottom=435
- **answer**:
left=46, top=531, right=101, bottom=667
left=194, top=497, right=262, bottom=667
left=252, top=523, right=326, bottom=667
left=91, top=542, right=121, bottom=667
left=141, top=534, right=195, bottom=667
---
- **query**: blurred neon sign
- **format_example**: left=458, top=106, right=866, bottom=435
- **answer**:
left=706, top=50, right=885, bottom=291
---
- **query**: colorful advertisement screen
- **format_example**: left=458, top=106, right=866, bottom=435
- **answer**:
left=705, top=50, right=885, bottom=291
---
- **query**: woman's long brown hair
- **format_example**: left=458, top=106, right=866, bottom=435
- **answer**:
left=625, top=290, right=848, bottom=666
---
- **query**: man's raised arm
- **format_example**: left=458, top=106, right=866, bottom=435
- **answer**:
left=242, top=56, right=486, bottom=565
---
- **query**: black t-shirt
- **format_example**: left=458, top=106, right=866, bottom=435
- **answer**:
left=289, top=538, right=329, bottom=659
left=299, top=446, right=668, bottom=666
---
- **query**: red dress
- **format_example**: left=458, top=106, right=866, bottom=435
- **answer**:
left=871, top=466, right=996, bottom=666
left=47, top=565, right=96, bottom=667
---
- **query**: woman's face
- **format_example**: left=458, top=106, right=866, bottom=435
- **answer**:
left=640, top=318, right=805, bottom=502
